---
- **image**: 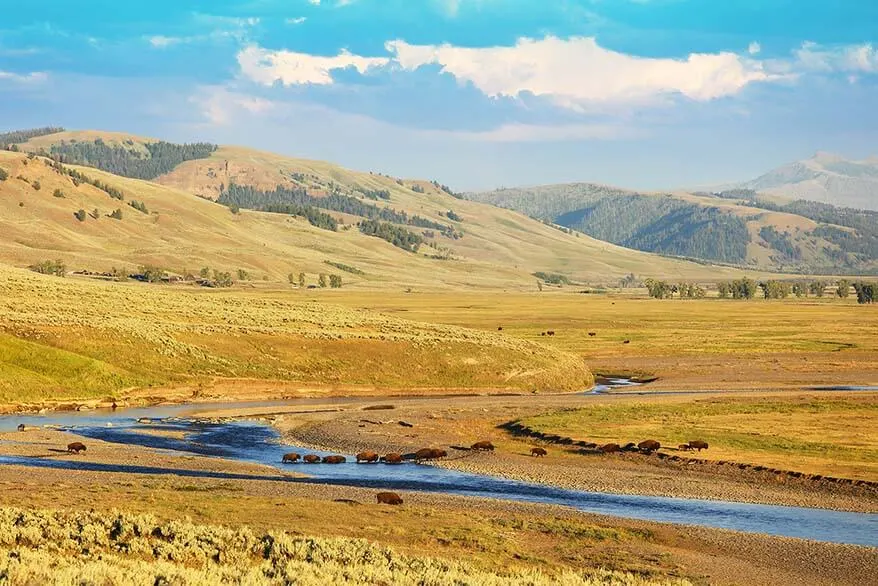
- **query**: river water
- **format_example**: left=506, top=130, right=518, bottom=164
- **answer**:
left=0, top=402, right=875, bottom=547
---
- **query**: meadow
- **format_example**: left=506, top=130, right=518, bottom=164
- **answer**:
left=520, top=393, right=878, bottom=481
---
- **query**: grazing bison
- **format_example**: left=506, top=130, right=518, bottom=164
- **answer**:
left=600, top=443, right=620, bottom=453
left=497, top=326, right=503, bottom=331
left=322, top=455, right=347, bottom=464
left=623, top=339, right=631, bottom=344
left=470, top=441, right=495, bottom=452
left=531, top=447, right=547, bottom=457
left=588, top=332, right=596, bottom=337
left=678, top=444, right=692, bottom=451
left=67, top=442, right=87, bottom=454
left=303, top=454, right=321, bottom=464
left=356, top=451, right=380, bottom=463
left=688, top=440, right=709, bottom=451
left=638, top=440, right=661, bottom=453
left=381, top=453, right=403, bottom=464
left=376, top=492, right=403, bottom=505
left=546, top=330, right=555, bottom=336
left=281, top=452, right=301, bottom=463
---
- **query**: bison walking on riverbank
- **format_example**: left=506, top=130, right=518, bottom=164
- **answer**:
left=471, top=441, right=495, bottom=451
left=376, top=492, right=403, bottom=505
left=67, top=442, right=87, bottom=454
left=530, top=447, right=547, bottom=457
left=638, top=440, right=661, bottom=453
left=356, top=451, right=380, bottom=463
left=688, top=440, right=709, bottom=451
left=381, top=453, right=403, bottom=464
left=282, top=452, right=300, bottom=463
left=413, top=448, right=446, bottom=462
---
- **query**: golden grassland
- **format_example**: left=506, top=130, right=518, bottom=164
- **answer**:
left=0, top=265, right=591, bottom=404
left=313, top=288, right=878, bottom=389
left=5, top=135, right=760, bottom=287
left=0, top=506, right=689, bottom=586
left=521, top=393, right=878, bottom=481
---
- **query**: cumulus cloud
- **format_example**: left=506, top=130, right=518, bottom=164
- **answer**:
left=237, top=45, right=389, bottom=86
left=191, top=86, right=276, bottom=125
left=385, top=36, right=782, bottom=108
left=794, top=41, right=878, bottom=73
left=748, top=42, right=761, bottom=55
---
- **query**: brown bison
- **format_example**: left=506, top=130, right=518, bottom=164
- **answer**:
left=67, top=442, right=87, bottom=454
left=621, top=442, right=638, bottom=452
left=16, top=424, right=25, bottom=432
left=470, top=441, right=495, bottom=452
left=678, top=444, right=692, bottom=451
left=638, top=440, right=661, bottom=453
left=623, top=339, right=630, bottom=344
left=381, top=453, right=403, bottom=464
left=588, top=332, right=596, bottom=337
left=599, top=443, right=620, bottom=453
left=303, top=454, right=321, bottom=464
left=356, top=451, right=380, bottom=463
left=546, top=330, right=555, bottom=336
left=688, top=440, right=709, bottom=451
left=497, top=326, right=503, bottom=331
left=281, top=452, right=301, bottom=463
left=322, top=455, right=347, bottom=464
left=531, top=447, right=547, bottom=457
left=376, top=492, right=403, bottom=505
left=414, top=448, right=446, bottom=462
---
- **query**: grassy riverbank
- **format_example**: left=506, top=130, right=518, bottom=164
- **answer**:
left=521, top=393, right=878, bottom=481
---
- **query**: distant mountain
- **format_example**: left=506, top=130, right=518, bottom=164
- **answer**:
left=467, top=182, right=878, bottom=275
left=738, top=152, right=878, bottom=211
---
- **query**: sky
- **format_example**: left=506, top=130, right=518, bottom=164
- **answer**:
left=1, top=0, right=877, bottom=191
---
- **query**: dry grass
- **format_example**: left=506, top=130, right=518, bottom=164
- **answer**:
left=0, top=506, right=689, bottom=585
left=521, top=393, right=878, bottom=480
left=316, top=289, right=878, bottom=389
left=0, top=265, right=591, bottom=403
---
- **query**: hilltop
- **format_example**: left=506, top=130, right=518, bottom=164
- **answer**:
left=0, top=128, right=751, bottom=287
left=467, top=182, right=878, bottom=275
left=737, top=152, right=878, bottom=211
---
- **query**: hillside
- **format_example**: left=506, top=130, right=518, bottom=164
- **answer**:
left=0, top=129, right=752, bottom=286
left=468, top=183, right=878, bottom=275
left=737, top=152, right=878, bottom=211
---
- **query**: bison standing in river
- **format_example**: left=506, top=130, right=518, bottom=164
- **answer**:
left=688, top=440, right=709, bottom=451
left=302, top=454, right=321, bottom=464
left=530, top=447, right=547, bottom=457
left=67, top=442, right=87, bottom=454
left=322, top=455, right=347, bottom=464
left=376, top=492, right=403, bottom=505
left=282, top=452, right=300, bottom=463
left=471, top=441, right=495, bottom=452
left=381, top=453, right=403, bottom=464
left=356, top=451, right=380, bottom=463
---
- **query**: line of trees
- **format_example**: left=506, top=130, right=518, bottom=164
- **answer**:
left=44, top=139, right=217, bottom=180
left=0, top=127, right=64, bottom=147
left=358, top=219, right=424, bottom=252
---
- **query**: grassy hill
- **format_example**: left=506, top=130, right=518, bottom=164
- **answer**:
left=1, top=129, right=755, bottom=287
left=467, top=183, right=878, bottom=275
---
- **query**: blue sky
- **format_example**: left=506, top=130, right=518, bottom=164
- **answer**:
left=1, top=0, right=877, bottom=190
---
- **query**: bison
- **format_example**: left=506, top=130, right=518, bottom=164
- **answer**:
left=16, top=424, right=25, bottom=432
left=381, top=453, right=403, bottom=464
left=546, top=330, right=555, bottom=336
left=497, top=326, right=503, bottom=331
left=413, top=448, right=446, bottom=462
left=322, top=455, right=347, bottom=464
left=530, top=447, right=547, bottom=457
left=282, top=452, right=301, bottom=463
left=588, top=332, right=596, bottom=337
left=688, top=440, right=709, bottom=451
left=376, top=492, right=403, bottom=505
left=67, top=442, right=87, bottom=454
left=303, top=454, right=321, bottom=464
left=623, top=339, right=630, bottom=344
left=470, top=441, right=495, bottom=452
left=599, top=443, right=620, bottom=453
left=356, top=451, right=380, bottom=463
left=621, top=442, right=638, bottom=452
left=678, top=444, right=692, bottom=451
left=638, top=440, right=661, bottom=453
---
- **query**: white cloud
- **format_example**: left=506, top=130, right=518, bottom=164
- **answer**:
left=286, top=17, right=307, bottom=25
left=149, top=35, right=181, bottom=48
left=0, top=70, right=48, bottom=83
left=191, top=86, right=277, bottom=125
left=436, top=122, right=641, bottom=142
left=748, top=42, right=761, bottom=56
left=385, top=36, right=781, bottom=108
left=793, top=41, right=878, bottom=73
left=308, top=0, right=320, bottom=4
left=237, top=45, right=389, bottom=86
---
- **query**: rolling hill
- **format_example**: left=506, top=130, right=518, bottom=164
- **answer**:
left=0, top=128, right=754, bottom=288
left=467, top=182, right=878, bottom=275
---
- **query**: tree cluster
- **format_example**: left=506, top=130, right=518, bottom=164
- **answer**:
left=644, top=278, right=674, bottom=299
left=853, top=282, right=876, bottom=304
left=324, top=261, right=364, bottom=275
left=28, top=259, right=66, bottom=277
left=358, top=219, right=424, bottom=252
left=45, top=139, right=217, bottom=180
left=716, top=278, right=758, bottom=299
left=0, top=127, right=64, bottom=147
left=533, top=272, right=572, bottom=285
